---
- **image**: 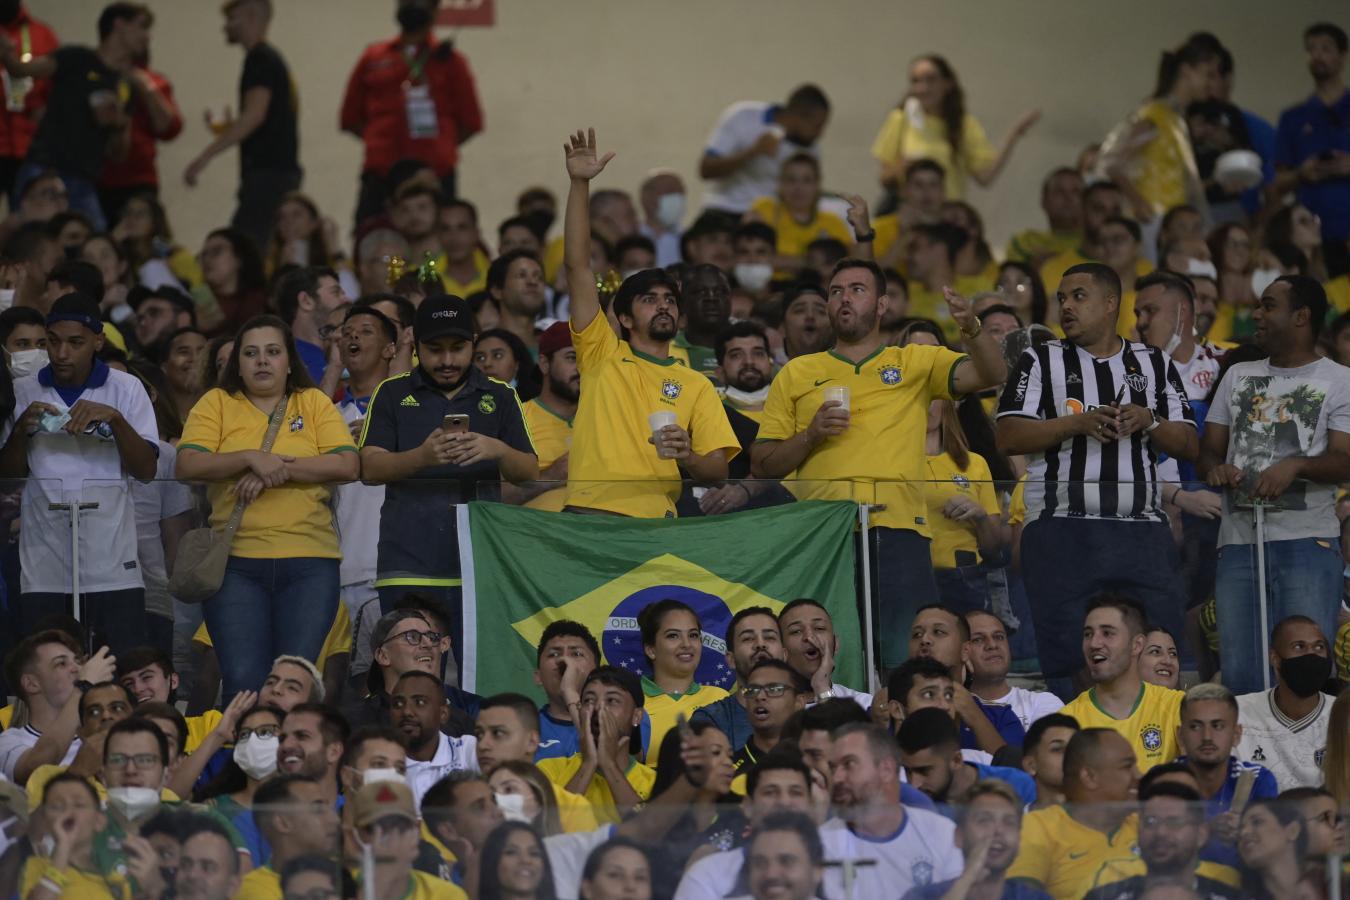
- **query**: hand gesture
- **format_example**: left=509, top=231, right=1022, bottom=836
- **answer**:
left=559, top=658, right=586, bottom=709
left=1209, top=810, right=1240, bottom=845
left=1204, top=463, right=1243, bottom=490
left=869, top=687, right=892, bottom=728
left=699, top=483, right=749, bottom=516
left=214, top=690, right=256, bottom=743
left=79, top=646, right=116, bottom=684
left=347, top=417, right=365, bottom=443
left=942, top=286, right=977, bottom=334
left=942, top=494, right=986, bottom=523
left=576, top=706, right=599, bottom=765
left=649, top=423, right=692, bottom=461
left=805, top=401, right=849, bottom=445
left=446, top=432, right=506, bottom=467
left=1252, top=457, right=1302, bottom=500
left=563, top=128, right=615, bottom=182
left=749, top=130, right=782, bottom=158
left=1075, top=406, right=1120, bottom=443
left=422, top=428, right=458, bottom=466
left=843, top=194, right=871, bottom=239
left=124, top=834, right=167, bottom=899
left=1173, top=489, right=1223, bottom=519
left=806, top=633, right=836, bottom=695
left=1112, top=403, right=1154, bottom=439
left=595, top=707, right=629, bottom=762
left=183, top=155, right=207, bottom=188
left=65, top=399, right=120, bottom=436
left=679, top=728, right=710, bottom=789
left=247, top=450, right=294, bottom=487
left=1011, top=109, right=1042, bottom=139
left=17, top=400, right=59, bottom=435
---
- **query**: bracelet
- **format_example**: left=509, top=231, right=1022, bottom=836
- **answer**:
left=855, top=229, right=876, bottom=243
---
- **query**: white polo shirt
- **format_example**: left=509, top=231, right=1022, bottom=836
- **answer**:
left=700, top=101, right=820, bottom=214
left=334, top=393, right=383, bottom=587
left=8, top=362, right=158, bottom=594
left=405, top=731, right=478, bottom=809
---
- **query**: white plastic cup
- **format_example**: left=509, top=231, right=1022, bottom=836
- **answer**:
left=649, top=411, right=678, bottom=458
left=823, top=386, right=850, bottom=411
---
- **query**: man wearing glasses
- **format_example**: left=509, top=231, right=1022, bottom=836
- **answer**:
left=275, top=265, right=351, bottom=384
left=731, top=659, right=808, bottom=770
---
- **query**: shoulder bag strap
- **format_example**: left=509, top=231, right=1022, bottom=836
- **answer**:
left=218, top=394, right=289, bottom=540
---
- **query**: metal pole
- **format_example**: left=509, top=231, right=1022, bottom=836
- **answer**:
left=1254, top=504, right=1271, bottom=692
left=50, top=501, right=99, bottom=647
left=858, top=503, right=878, bottom=695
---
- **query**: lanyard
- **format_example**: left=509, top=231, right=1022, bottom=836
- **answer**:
left=18, top=24, right=29, bottom=61
left=404, top=44, right=430, bottom=84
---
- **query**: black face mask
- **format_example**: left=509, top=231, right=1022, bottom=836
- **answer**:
left=396, top=5, right=434, bottom=33
left=1278, top=653, right=1331, bottom=697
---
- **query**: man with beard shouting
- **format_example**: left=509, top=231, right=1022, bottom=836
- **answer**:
left=561, top=128, right=738, bottom=518
left=752, top=255, right=1006, bottom=669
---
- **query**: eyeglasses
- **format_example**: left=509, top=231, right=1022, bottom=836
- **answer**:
left=384, top=628, right=442, bottom=647
left=238, top=724, right=279, bottom=740
left=106, top=752, right=161, bottom=770
left=740, top=683, right=793, bottom=699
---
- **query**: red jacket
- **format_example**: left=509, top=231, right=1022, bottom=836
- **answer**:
left=101, top=65, right=182, bottom=189
left=0, top=7, right=58, bottom=160
left=339, top=35, right=483, bottom=178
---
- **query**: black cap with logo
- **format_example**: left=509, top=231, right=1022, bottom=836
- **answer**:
left=414, top=294, right=475, bottom=344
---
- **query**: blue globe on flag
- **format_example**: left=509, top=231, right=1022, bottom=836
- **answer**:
left=601, top=585, right=734, bottom=689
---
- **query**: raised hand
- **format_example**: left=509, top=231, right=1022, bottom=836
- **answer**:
left=563, top=128, right=615, bottom=182
left=943, top=286, right=978, bottom=334
left=844, top=194, right=872, bottom=240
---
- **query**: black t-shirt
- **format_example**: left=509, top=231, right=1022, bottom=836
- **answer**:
left=239, top=41, right=298, bottom=173
left=26, top=46, right=126, bottom=179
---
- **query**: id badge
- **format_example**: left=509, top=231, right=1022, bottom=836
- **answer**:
left=404, top=83, right=439, bottom=140
left=2, top=69, right=31, bottom=113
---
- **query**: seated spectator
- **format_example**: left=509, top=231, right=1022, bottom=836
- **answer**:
left=906, top=222, right=987, bottom=340
left=95, top=717, right=177, bottom=832
left=19, top=773, right=134, bottom=899
left=579, top=838, right=652, bottom=900
left=1139, top=627, right=1181, bottom=691
left=692, top=607, right=784, bottom=753
left=777, top=598, right=871, bottom=709
left=1276, top=787, right=1347, bottom=859
left=994, top=260, right=1051, bottom=328
left=235, top=774, right=342, bottom=897
left=643, top=720, right=739, bottom=879
left=732, top=221, right=776, bottom=301
left=635, top=600, right=730, bottom=759
left=681, top=212, right=736, bottom=274
left=1233, top=616, right=1334, bottom=790
left=257, top=654, right=325, bottom=714
left=966, top=610, right=1063, bottom=733
left=775, top=283, right=833, bottom=364
left=0, top=305, right=49, bottom=377
left=942, top=200, right=998, bottom=283
left=274, top=265, right=351, bottom=385
left=537, top=666, right=654, bottom=826
left=1007, top=728, right=1141, bottom=900
left=278, top=703, right=347, bottom=807
left=266, top=192, right=357, bottom=294
left=740, top=810, right=825, bottom=900
left=473, top=326, right=538, bottom=399
left=1006, top=167, right=1085, bottom=269
left=1021, top=713, right=1081, bottom=811
left=822, top=723, right=962, bottom=897
left=1060, top=595, right=1184, bottom=772
left=347, top=779, right=468, bottom=899
left=903, top=780, right=1046, bottom=900
left=21, top=680, right=134, bottom=800
left=748, top=153, right=852, bottom=274
left=421, top=772, right=506, bottom=884
left=519, top=322, right=578, bottom=512
left=173, top=813, right=245, bottom=900
left=531, top=621, right=602, bottom=763
left=117, top=646, right=222, bottom=753
left=897, top=708, right=1038, bottom=811
left=478, top=821, right=558, bottom=900
left=907, top=606, right=1011, bottom=752
left=731, top=660, right=808, bottom=770
left=392, top=671, right=478, bottom=807
left=278, top=854, right=349, bottom=900
left=671, top=263, right=732, bottom=379
left=1236, top=799, right=1307, bottom=900
left=488, top=761, right=566, bottom=836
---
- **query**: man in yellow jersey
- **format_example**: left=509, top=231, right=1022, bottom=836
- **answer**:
left=1007, top=728, right=1141, bottom=900
left=905, top=222, right=990, bottom=341
left=1039, top=181, right=1146, bottom=299
left=1005, top=167, right=1085, bottom=268
left=436, top=199, right=489, bottom=298
left=520, top=321, right=577, bottom=512
left=1096, top=216, right=1155, bottom=338
left=1060, top=595, right=1184, bottom=772
left=347, top=779, right=468, bottom=899
left=751, top=242, right=1007, bottom=669
left=235, top=774, right=341, bottom=899
left=116, top=646, right=222, bottom=754
left=560, top=127, right=739, bottom=518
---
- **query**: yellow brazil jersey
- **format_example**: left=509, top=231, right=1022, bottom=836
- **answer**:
left=194, top=602, right=350, bottom=673
left=551, top=781, right=599, bottom=832
left=236, top=864, right=282, bottom=899
left=179, top=388, right=357, bottom=559
left=185, top=710, right=224, bottom=755
left=20, top=857, right=131, bottom=900
left=1005, top=229, right=1082, bottom=266
left=362, top=871, right=466, bottom=899
left=543, top=235, right=565, bottom=285
left=0, top=704, right=11, bottom=729
left=907, top=275, right=990, bottom=341
left=436, top=248, right=490, bottom=299
left=1326, top=275, right=1350, bottom=315
left=1008, top=806, right=1139, bottom=900
left=537, top=754, right=657, bottom=825
left=1133, top=100, right=1200, bottom=220
left=1060, top=682, right=1183, bottom=772
left=522, top=398, right=573, bottom=512
left=758, top=343, right=967, bottom=535
left=749, top=197, right=854, bottom=272
left=640, top=676, right=730, bottom=766
left=870, top=108, right=995, bottom=199
left=924, top=451, right=1000, bottom=569
left=566, top=313, right=739, bottom=517
left=873, top=214, right=904, bottom=268
left=1007, top=475, right=1028, bottom=527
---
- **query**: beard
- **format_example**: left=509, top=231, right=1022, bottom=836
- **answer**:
left=647, top=314, right=678, bottom=342
left=833, top=306, right=879, bottom=342
left=549, top=372, right=579, bottom=402
left=727, top=366, right=768, bottom=392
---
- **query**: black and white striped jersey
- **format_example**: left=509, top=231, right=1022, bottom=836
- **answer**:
left=997, top=337, right=1196, bottom=521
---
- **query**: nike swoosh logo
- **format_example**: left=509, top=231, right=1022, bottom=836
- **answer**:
left=622, top=358, right=637, bottom=364
left=1067, top=852, right=1088, bottom=860
left=814, top=379, right=832, bottom=386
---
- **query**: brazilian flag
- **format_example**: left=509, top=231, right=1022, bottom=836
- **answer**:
left=456, top=499, right=862, bottom=697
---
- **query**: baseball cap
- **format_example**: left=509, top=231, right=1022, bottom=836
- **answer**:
left=352, top=780, right=417, bottom=828
left=537, top=321, right=572, bottom=358
left=46, top=292, right=104, bottom=334
left=414, top=294, right=475, bottom=344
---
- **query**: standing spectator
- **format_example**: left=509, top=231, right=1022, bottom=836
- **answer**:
left=747, top=154, right=852, bottom=273
left=97, top=53, right=182, bottom=225
left=698, top=85, right=830, bottom=218
left=1006, top=167, right=1084, bottom=269
left=176, top=314, right=359, bottom=700
left=485, top=249, right=546, bottom=358
left=0, top=3, right=150, bottom=231
left=274, top=265, right=350, bottom=384
left=192, top=226, right=268, bottom=337
left=359, top=293, right=536, bottom=678
left=1273, top=23, right=1350, bottom=274
left=671, top=263, right=731, bottom=380
left=996, top=264, right=1196, bottom=689
left=638, top=169, right=684, bottom=267
left=184, top=0, right=301, bottom=250
left=0, top=292, right=157, bottom=653
left=871, top=54, right=1039, bottom=202
left=520, top=321, right=577, bottom=512
left=341, top=0, right=483, bottom=223
left=561, top=129, right=737, bottom=517
left=1199, top=276, right=1349, bottom=692
left=0, top=2, right=57, bottom=204
left=754, top=248, right=1005, bottom=668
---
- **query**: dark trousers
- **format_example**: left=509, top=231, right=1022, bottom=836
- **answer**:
left=1020, top=516, right=1186, bottom=679
left=232, top=167, right=302, bottom=251
left=18, top=588, right=148, bottom=656
left=865, top=527, right=940, bottom=671
left=355, top=169, right=457, bottom=226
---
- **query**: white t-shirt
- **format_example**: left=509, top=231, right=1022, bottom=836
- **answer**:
left=976, top=685, right=1064, bottom=732
left=9, top=364, right=159, bottom=593
left=1171, top=344, right=1222, bottom=402
left=675, top=845, right=744, bottom=900
left=334, top=395, right=383, bottom=586
left=0, top=724, right=80, bottom=781
left=131, top=441, right=195, bottom=619
left=817, top=811, right=963, bottom=899
left=405, top=731, right=477, bottom=809
left=701, top=101, right=820, bottom=214
left=546, top=826, right=614, bottom=900
left=1234, top=689, right=1331, bottom=790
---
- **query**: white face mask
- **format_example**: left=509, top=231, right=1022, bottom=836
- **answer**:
left=1251, top=267, right=1282, bottom=298
left=0, top=288, right=14, bottom=312
left=656, top=193, right=686, bottom=230
left=233, top=734, right=280, bottom=781
left=724, top=384, right=771, bottom=407
left=7, top=348, right=47, bottom=379
left=494, top=792, right=532, bottom=823
left=734, top=263, right=774, bottom=293
left=361, top=767, right=407, bottom=788
left=1185, top=258, right=1218, bottom=280
left=105, top=786, right=161, bottom=822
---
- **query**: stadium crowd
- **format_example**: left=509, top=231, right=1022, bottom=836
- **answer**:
left=0, top=1, right=1346, bottom=898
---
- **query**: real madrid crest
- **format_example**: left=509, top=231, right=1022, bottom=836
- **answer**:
left=478, top=395, right=497, bottom=414
left=880, top=365, right=902, bottom=385
left=662, top=379, right=683, bottom=400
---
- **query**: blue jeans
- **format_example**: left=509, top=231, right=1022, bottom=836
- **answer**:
left=1215, top=538, right=1342, bottom=695
left=13, top=162, right=106, bottom=231
left=203, top=556, right=338, bottom=700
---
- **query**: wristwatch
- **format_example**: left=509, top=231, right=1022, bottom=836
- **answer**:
left=814, top=688, right=837, bottom=703
left=75, top=680, right=94, bottom=694
left=960, top=318, right=982, bottom=340
left=1145, top=409, right=1162, bottom=433
left=855, top=229, right=877, bottom=243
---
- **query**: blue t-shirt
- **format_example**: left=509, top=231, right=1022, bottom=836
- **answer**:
left=690, top=694, right=753, bottom=751
left=295, top=338, right=327, bottom=385
left=962, top=698, right=1026, bottom=750
left=932, top=763, right=1038, bottom=820
left=906, top=878, right=1052, bottom=900
left=1177, top=754, right=1278, bottom=870
left=1275, top=89, right=1350, bottom=240
left=534, top=706, right=652, bottom=762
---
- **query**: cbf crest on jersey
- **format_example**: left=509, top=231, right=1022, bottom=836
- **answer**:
left=662, top=379, right=683, bottom=400
left=880, top=365, right=902, bottom=385
left=1140, top=724, right=1163, bottom=752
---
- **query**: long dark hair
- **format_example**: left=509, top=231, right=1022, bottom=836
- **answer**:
left=477, top=821, right=558, bottom=900
left=996, top=261, right=1048, bottom=326
left=912, top=54, right=966, bottom=159
left=476, top=327, right=541, bottom=400
left=1238, top=799, right=1307, bottom=899
left=218, top=314, right=317, bottom=397
left=579, top=838, right=650, bottom=897
left=1153, top=37, right=1218, bottom=99
left=205, top=227, right=266, bottom=295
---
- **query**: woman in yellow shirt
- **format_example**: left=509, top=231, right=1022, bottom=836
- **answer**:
left=923, top=398, right=1007, bottom=612
left=638, top=600, right=729, bottom=760
left=871, top=54, right=1040, bottom=200
left=748, top=153, right=852, bottom=274
left=177, top=315, right=359, bottom=700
